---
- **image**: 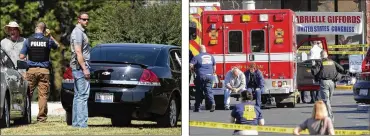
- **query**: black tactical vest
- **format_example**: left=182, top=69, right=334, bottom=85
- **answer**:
left=319, top=59, right=337, bottom=80
left=28, top=34, right=50, bottom=62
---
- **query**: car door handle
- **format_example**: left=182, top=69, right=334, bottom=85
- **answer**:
left=249, top=54, right=255, bottom=61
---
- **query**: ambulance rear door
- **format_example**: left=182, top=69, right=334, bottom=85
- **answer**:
left=246, top=22, right=272, bottom=79
left=222, top=22, right=248, bottom=73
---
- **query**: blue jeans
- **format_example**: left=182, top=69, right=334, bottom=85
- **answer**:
left=194, top=75, right=214, bottom=110
left=247, top=88, right=264, bottom=107
left=224, top=88, right=247, bottom=108
left=72, top=68, right=90, bottom=128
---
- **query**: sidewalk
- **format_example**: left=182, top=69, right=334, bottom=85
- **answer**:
left=31, top=102, right=65, bottom=116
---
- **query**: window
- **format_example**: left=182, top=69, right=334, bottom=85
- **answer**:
left=250, top=30, right=265, bottom=53
left=90, top=46, right=161, bottom=66
left=228, top=31, right=243, bottom=53
left=296, top=40, right=311, bottom=63
left=0, top=50, right=14, bottom=69
left=189, top=21, right=197, bottom=40
left=169, top=49, right=181, bottom=71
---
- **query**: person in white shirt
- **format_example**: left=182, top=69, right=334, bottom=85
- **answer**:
left=309, top=40, right=323, bottom=61
left=305, top=40, right=323, bottom=104
left=223, top=67, right=246, bottom=110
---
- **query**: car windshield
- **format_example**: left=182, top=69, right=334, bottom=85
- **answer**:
left=90, top=46, right=161, bottom=66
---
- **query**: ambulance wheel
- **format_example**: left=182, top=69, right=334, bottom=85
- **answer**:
left=214, top=95, right=224, bottom=110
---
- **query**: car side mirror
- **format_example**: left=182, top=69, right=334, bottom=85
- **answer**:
left=17, top=60, right=28, bottom=69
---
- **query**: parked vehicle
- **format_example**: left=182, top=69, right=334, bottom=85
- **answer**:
left=0, top=49, right=31, bottom=128
left=61, top=43, right=181, bottom=127
left=353, top=48, right=370, bottom=104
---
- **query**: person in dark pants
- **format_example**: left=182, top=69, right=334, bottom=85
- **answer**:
left=230, top=90, right=265, bottom=135
left=190, top=45, right=216, bottom=112
left=189, top=50, right=194, bottom=109
left=301, top=91, right=318, bottom=104
left=244, top=63, right=265, bottom=107
left=311, top=51, right=346, bottom=123
left=19, top=22, right=59, bottom=122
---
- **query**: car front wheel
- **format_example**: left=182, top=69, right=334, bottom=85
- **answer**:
left=0, top=95, right=10, bottom=128
left=157, top=95, right=178, bottom=127
left=14, top=93, right=31, bottom=125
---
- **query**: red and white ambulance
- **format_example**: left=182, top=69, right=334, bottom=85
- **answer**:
left=191, top=7, right=335, bottom=109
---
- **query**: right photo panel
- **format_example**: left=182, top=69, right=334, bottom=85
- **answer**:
left=189, top=0, right=370, bottom=135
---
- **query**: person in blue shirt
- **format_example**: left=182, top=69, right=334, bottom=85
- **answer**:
left=231, top=90, right=265, bottom=135
left=19, top=22, right=59, bottom=122
left=190, top=45, right=216, bottom=112
left=244, top=63, right=265, bottom=107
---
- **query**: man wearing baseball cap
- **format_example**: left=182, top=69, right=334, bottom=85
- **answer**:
left=1, top=21, right=26, bottom=69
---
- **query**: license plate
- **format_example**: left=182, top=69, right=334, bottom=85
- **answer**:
left=359, top=89, right=368, bottom=96
left=95, top=92, right=114, bottom=103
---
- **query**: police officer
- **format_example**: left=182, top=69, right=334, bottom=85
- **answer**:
left=244, top=63, right=265, bottom=107
left=311, top=51, right=346, bottom=123
left=190, top=45, right=216, bottom=112
left=230, top=90, right=265, bottom=135
left=19, top=22, right=59, bottom=122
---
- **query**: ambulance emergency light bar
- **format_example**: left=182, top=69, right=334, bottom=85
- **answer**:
left=224, top=14, right=269, bottom=22
left=259, top=14, right=268, bottom=21
left=224, top=15, right=233, bottom=22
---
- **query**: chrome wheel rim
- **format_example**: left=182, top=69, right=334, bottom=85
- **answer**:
left=169, top=99, right=177, bottom=126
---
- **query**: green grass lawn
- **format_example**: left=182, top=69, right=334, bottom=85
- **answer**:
left=1, top=116, right=181, bottom=135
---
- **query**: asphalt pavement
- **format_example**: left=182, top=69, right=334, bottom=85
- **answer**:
left=189, top=90, right=370, bottom=135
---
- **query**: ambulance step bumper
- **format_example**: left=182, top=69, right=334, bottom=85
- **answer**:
left=263, top=88, right=291, bottom=94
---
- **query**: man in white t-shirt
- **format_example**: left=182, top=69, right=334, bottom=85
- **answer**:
left=307, top=40, right=323, bottom=103
left=309, top=40, right=323, bottom=63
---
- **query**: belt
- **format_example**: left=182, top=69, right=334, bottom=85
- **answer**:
left=29, top=66, right=47, bottom=68
left=320, top=78, right=332, bottom=80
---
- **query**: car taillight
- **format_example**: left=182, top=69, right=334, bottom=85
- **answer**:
left=362, top=59, right=370, bottom=72
left=272, top=81, right=276, bottom=87
left=63, top=68, right=73, bottom=80
left=139, top=69, right=160, bottom=86
left=278, top=81, right=282, bottom=87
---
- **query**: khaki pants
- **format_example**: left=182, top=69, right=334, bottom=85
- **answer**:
left=26, top=67, right=50, bottom=122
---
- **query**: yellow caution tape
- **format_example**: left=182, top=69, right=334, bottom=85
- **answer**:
left=299, top=44, right=369, bottom=49
left=298, top=50, right=366, bottom=55
left=190, top=121, right=370, bottom=135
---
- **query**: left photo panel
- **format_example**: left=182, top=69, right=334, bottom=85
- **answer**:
left=0, top=1, right=182, bottom=135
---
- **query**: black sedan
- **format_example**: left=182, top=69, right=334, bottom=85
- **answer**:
left=61, top=43, right=181, bottom=127
left=0, top=49, right=31, bottom=128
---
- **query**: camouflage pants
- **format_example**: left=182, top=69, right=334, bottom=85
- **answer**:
left=26, top=67, right=50, bottom=122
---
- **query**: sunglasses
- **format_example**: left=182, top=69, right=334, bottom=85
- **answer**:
left=80, top=18, right=89, bottom=21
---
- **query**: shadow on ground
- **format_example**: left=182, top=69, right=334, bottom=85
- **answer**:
left=88, top=124, right=181, bottom=128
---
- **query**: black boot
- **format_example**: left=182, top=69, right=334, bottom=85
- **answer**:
left=210, top=105, right=215, bottom=112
